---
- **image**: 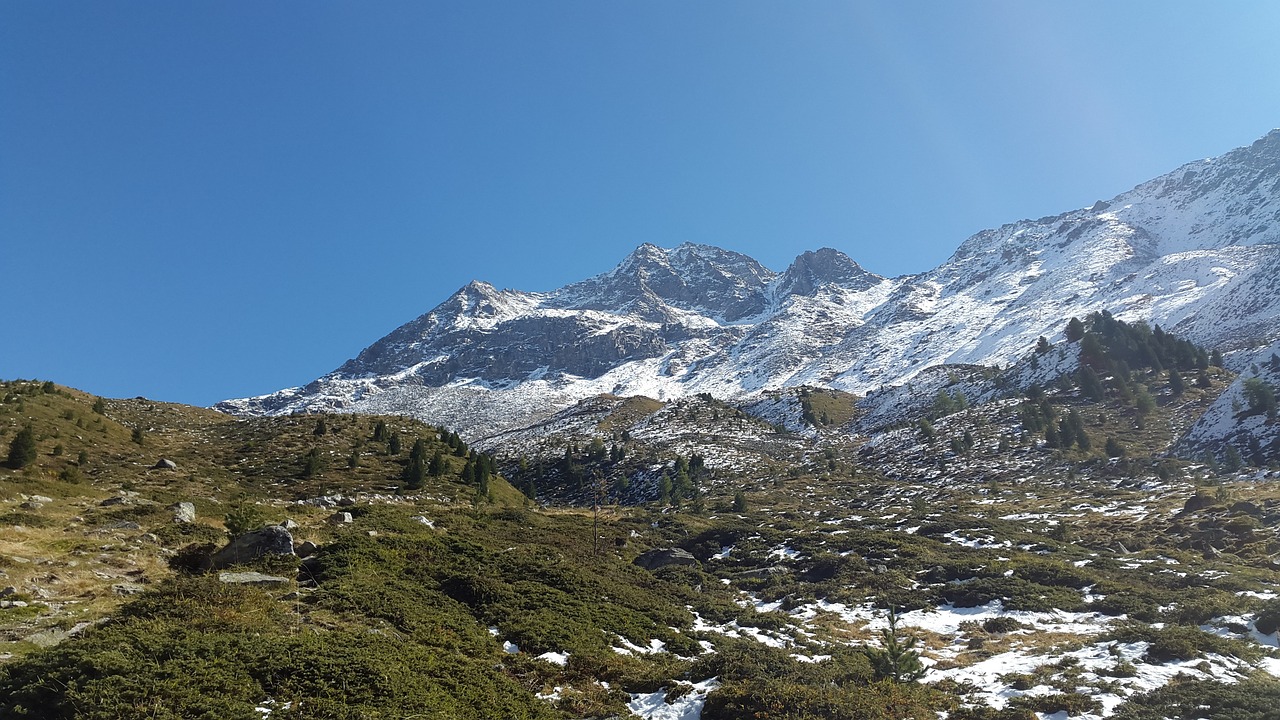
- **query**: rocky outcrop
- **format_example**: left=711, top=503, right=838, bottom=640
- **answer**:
left=208, top=526, right=295, bottom=570
left=632, top=548, right=697, bottom=572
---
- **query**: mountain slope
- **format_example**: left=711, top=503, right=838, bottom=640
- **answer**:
left=219, top=130, right=1280, bottom=439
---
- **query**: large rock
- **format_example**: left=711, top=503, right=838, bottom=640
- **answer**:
left=632, top=548, right=697, bottom=572
left=168, top=501, right=196, bottom=523
left=152, top=458, right=178, bottom=470
left=208, top=526, right=295, bottom=570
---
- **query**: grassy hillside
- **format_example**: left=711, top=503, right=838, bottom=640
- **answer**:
left=2, top=376, right=1280, bottom=719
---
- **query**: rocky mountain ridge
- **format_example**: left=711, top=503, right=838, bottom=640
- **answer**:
left=218, top=130, right=1280, bottom=439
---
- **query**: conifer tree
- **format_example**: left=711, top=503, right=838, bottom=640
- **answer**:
left=1223, top=444, right=1244, bottom=473
left=405, top=455, right=427, bottom=490
left=428, top=450, right=445, bottom=477
left=1134, top=386, right=1156, bottom=427
left=302, top=448, right=323, bottom=478
left=1044, top=423, right=1061, bottom=449
left=864, top=608, right=926, bottom=683
left=7, top=425, right=37, bottom=469
left=657, top=473, right=673, bottom=505
left=409, top=438, right=427, bottom=465
left=1078, top=366, right=1106, bottom=402
left=918, top=418, right=936, bottom=441
left=1057, top=418, right=1075, bottom=449
left=1065, top=317, right=1086, bottom=342
left=1068, top=409, right=1090, bottom=451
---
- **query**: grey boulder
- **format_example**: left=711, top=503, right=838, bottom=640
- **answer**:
left=632, top=548, right=697, bottom=571
left=209, top=526, right=295, bottom=570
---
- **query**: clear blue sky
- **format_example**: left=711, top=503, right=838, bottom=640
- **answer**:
left=4, top=1, right=1280, bottom=406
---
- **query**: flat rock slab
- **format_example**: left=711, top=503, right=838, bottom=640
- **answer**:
left=218, top=572, right=291, bottom=588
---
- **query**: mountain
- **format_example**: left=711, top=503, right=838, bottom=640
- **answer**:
left=218, top=130, right=1280, bottom=438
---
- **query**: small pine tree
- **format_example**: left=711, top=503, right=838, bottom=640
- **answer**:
left=302, top=448, right=324, bottom=478
left=7, top=425, right=38, bottom=469
left=1242, top=378, right=1278, bottom=419
left=373, top=419, right=387, bottom=441
left=918, top=418, right=935, bottom=441
left=657, top=472, right=673, bottom=505
left=1035, top=336, right=1051, bottom=354
left=405, top=455, right=427, bottom=490
left=1168, top=369, right=1185, bottom=397
left=1134, top=387, right=1156, bottom=425
left=1057, top=418, right=1075, bottom=449
left=1210, top=349, right=1224, bottom=368
left=1078, top=366, right=1106, bottom=402
left=313, top=417, right=327, bottom=436
left=1223, top=444, right=1244, bottom=473
left=131, top=426, right=145, bottom=445
left=1071, top=410, right=1091, bottom=451
left=388, top=432, right=402, bottom=455
left=1065, top=317, right=1086, bottom=342
left=428, top=450, right=445, bottom=477
left=1105, top=436, right=1125, bottom=458
left=224, top=504, right=266, bottom=537
left=1044, top=423, right=1061, bottom=449
left=864, top=608, right=926, bottom=683
left=92, top=397, right=107, bottom=414
left=732, top=489, right=747, bottom=512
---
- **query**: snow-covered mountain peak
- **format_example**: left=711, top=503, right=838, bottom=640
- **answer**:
left=553, top=242, right=776, bottom=322
left=777, top=247, right=881, bottom=297
left=220, top=129, right=1280, bottom=440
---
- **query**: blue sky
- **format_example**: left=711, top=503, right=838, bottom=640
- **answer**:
left=4, top=1, right=1280, bottom=406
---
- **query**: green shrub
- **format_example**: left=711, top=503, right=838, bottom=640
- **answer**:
left=223, top=504, right=267, bottom=537
left=1112, top=677, right=1280, bottom=720
left=702, top=677, right=939, bottom=720
left=1104, top=622, right=1260, bottom=663
left=1008, top=692, right=1101, bottom=716
left=981, top=616, right=1024, bottom=633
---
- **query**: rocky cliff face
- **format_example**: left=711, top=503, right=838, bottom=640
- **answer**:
left=218, top=130, right=1280, bottom=439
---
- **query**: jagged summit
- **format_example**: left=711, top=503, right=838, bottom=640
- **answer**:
left=554, top=242, right=776, bottom=322
left=219, top=130, right=1280, bottom=439
left=777, top=248, right=880, bottom=297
